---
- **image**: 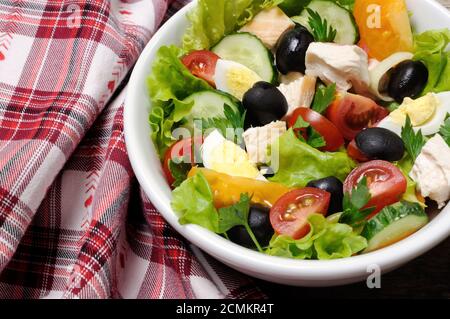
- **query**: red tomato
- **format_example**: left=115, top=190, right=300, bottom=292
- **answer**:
left=288, top=108, right=344, bottom=152
left=270, top=188, right=331, bottom=240
left=326, top=93, right=389, bottom=141
left=181, top=50, right=219, bottom=87
left=347, top=139, right=369, bottom=162
left=163, top=137, right=203, bottom=187
left=344, top=160, right=407, bottom=218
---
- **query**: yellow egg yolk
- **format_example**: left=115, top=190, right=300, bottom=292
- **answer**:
left=225, top=67, right=261, bottom=100
left=208, top=140, right=260, bottom=179
left=390, top=93, right=440, bottom=126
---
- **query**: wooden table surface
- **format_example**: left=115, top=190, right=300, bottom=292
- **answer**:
left=258, top=0, right=450, bottom=299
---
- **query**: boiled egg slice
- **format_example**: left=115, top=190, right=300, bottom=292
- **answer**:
left=377, top=92, right=450, bottom=136
left=214, top=59, right=262, bottom=100
left=201, top=130, right=262, bottom=179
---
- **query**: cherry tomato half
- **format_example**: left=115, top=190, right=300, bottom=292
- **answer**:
left=344, top=160, right=407, bottom=218
left=270, top=188, right=331, bottom=240
left=326, top=93, right=389, bottom=141
left=288, top=108, right=344, bottom=152
left=163, top=137, right=203, bottom=187
left=347, top=139, right=370, bottom=162
left=181, top=50, right=219, bottom=87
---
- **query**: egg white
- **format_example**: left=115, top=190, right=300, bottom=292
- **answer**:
left=377, top=91, right=450, bottom=136
left=201, top=130, right=228, bottom=169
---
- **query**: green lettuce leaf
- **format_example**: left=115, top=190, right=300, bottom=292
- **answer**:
left=171, top=171, right=219, bottom=232
left=413, top=29, right=450, bottom=95
left=147, top=45, right=210, bottom=155
left=183, top=0, right=284, bottom=51
left=266, top=214, right=367, bottom=260
left=269, top=129, right=355, bottom=187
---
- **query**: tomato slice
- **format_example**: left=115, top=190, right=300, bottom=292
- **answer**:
left=288, top=108, right=344, bottom=152
left=344, top=160, right=407, bottom=218
left=270, top=188, right=330, bottom=240
left=347, top=139, right=370, bottom=162
left=181, top=50, right=219, bottom=87
left=163, top=137, right=203, bottom=187
left=326, top=93, right=389, bottom=141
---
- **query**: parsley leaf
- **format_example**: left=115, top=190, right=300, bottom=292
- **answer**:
left=308, top=127, right=326, bottom=148
left=439, top=113, right=450, bottom=147
left=217, top=193, right=263, bottom=252
left=168, top=159, right=192, bottom=188
left=293, top=116, right=310, bottom=130
left=293, top=115, right=326, bottom=149
left=339, top=177, right=376, bottom=228
left=401, top=116, right=426, bottom=161
left=306, top=9, right=337, bottom=42
left=311, top=83, right=336, bottom=114
left=195, top=104, right=246, bottom=142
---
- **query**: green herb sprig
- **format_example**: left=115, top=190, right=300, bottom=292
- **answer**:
left=311, top=83, right=336, bottom=114
left=306, top=9, right=337, bottom=42
left=401, top=116, right=426, bottom=161
left=339, top=177, right=375, bottom=228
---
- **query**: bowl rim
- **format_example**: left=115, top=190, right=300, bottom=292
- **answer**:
left=124, top=0, right=450, bottom=282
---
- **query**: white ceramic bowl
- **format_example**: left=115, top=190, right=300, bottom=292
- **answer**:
left=125, top=0, right=450, bottom=286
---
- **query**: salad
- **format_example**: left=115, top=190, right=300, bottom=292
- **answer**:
left=147, top=0, right=450, bottom=260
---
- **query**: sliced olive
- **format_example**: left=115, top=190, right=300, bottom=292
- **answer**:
left=388, top=60, right=429, bottom=103
left=355, top=127, right=405, bottom=162
left=307, top=177, right=343, bottom=214
left=243, top=81, right=288, bottom=127
left=276, top=26, right=315, bottom=74
left=227, top=205, right=273, bottom=249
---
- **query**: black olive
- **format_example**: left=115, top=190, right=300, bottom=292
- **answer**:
left=388, top=60, right=429, bottom=103
left=276, top=26, right=314, bottom=74
left=227, top=205, right=273, bottom=249
left=355, top=127, right=405, bottom=162
left=307, top=177, right=343, bottom=214
left=243, top=81, right=288, bottom=127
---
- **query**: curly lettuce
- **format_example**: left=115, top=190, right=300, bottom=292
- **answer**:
left=183, top=0, right=285, bottom=51
left=147, top=45, right=210, bottom=155
left=171, top=171, right=219, bottom=232
left=266, top=214, right=367, bottom=260
left=269, top=129, right=355, bottom=187
left=413, top=29, right=450, bottom=95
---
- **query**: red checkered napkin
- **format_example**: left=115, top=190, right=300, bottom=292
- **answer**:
left=0, top=0, right=265, bottom=299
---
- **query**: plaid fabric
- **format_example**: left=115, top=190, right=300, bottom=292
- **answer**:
left=0, top=0, right=265, bottom=299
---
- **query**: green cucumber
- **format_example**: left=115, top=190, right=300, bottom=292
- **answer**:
left=181, top=91, right=240, bottom=130
left=361, top=201, right=428, bottom=253
left=212, top=33, right=277, bottom=84
left=292, top=0, right=359, bottom=45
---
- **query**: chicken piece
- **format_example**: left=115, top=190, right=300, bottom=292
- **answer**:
left=278, top=72, right=317, bottom=116
left=305, top=43, right=370, bottom=93
left=239, top=7, right=295, bottom=50
left=243, top=121, right=287, bottom=164
left=410, top=134, right=450, bottom=208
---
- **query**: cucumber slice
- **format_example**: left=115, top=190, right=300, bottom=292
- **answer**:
left=181, top=91, right=240, bottom=130
left=361, top=201, right=428, bottom=253
left=292, top=0, right=359, bottom=45
left=212, top=33, right=277, bottom=84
